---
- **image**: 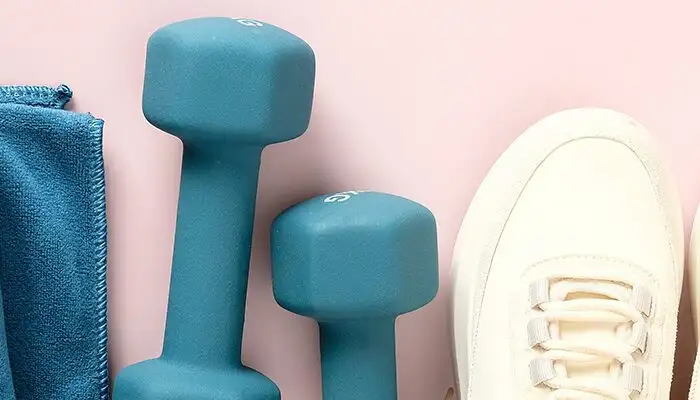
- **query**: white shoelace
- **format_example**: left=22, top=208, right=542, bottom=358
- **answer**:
left=527, top=278, right=651, bottom=400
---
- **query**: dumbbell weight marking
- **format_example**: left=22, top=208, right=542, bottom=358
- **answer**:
left=323, top=190, right=366, bottom=203
left=235, top=19, right=265, bottom=27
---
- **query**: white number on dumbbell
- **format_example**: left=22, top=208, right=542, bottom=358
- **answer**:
left=324, top=191, right=366, bottom=203
left=235, top=19, right=264, bottom=27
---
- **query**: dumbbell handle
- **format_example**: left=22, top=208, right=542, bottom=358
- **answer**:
left=161, top=145, right=262, bottom=367
left=319, top=318, right=398, bottom=400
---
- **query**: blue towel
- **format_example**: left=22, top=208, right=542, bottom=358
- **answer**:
left=0, top=85, right=109, bottom=400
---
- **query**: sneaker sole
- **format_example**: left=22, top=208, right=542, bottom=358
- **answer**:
left=688, top=204, right=700, bottom=399
left=690, top=206, right=700, bottom=340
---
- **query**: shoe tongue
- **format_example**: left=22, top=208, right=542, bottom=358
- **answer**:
left=552, top=280, right=629, bottom=379
left=559, top=320, right=618, bottom=378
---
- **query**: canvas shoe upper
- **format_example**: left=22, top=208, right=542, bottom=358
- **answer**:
left=451, top=109, right=684, bottom=400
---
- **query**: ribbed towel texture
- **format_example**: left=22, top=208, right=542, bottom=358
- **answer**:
left=0, top=85, right=108, bottom=400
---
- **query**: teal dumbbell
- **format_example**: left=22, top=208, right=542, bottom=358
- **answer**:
left=270, top=191, right=439, bottom=400
left=112, top=17, right=315, bottom=399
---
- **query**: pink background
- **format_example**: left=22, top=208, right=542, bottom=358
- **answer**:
left=1, top=1, right=699, bottom=398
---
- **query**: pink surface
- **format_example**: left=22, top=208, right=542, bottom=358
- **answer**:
left=1, top=1, right=699, bottom=398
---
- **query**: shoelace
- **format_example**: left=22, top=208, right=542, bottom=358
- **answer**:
left=527, top=278, right=652, bottom=400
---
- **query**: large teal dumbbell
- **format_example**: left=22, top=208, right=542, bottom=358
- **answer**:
left=270, top=191, right=439, bottom=400
left=113, top=17, right=315, bottom=399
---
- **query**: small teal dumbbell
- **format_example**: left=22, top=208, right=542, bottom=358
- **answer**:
left=112, top=17, right=315, bottom=400
left=271, top=191, right=439, bottom=400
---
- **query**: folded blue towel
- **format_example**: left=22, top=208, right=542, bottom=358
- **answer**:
left=0, top=85, right=108, bottom=400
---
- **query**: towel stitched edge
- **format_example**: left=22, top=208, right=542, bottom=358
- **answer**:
left=0, top=85, right=110, bottom=399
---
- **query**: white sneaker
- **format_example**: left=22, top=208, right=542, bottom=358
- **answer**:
left=450, top=108, right=684, bottom=399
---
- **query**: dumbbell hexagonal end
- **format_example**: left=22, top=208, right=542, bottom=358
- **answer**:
left=113, top=359, right=280, bottom=399
left=270, top=191, right=439, bottom=322
left=143, top=17, right=315, bottom=146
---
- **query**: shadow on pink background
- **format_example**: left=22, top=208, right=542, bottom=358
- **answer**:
left=1, top=1, right=698, bottom=399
